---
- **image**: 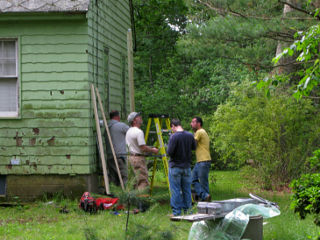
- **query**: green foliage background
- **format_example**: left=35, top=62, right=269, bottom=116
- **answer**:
left=208, top=81, right=320, bottom=188
left=132, top=0, right=320, bottom=199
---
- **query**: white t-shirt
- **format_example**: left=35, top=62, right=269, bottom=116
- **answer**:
left=125, top=127, right=146, bottom=154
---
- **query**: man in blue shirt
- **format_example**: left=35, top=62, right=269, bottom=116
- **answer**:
left=167, top=119, right=196, bottom=216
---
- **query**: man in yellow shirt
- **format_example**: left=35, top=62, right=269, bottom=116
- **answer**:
left=191, top=117, right=211, bottom=201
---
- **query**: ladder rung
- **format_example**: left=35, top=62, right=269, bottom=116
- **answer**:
left=148, top=113, right=169, bottom=118
left=149, top=130, right=171, bottom=134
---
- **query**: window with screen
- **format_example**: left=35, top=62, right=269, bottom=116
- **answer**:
left=0, top=39, right=18, bottom=118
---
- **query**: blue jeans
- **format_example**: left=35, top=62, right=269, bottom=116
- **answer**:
left=169, top=167, right=192, bottom=216
left=192, top=161, right=211, bottom=200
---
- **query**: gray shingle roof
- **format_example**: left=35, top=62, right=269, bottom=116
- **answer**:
left=0, top=0, right=90, bottom=13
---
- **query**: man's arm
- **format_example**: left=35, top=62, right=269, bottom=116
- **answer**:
left=136, top=129, right=158, bottom=154
left=192, top=137, right=196, bottom=151
left=119, top=122, right=129, bottom=134
left=194, top=130, right=201, bottom=143
left=140, top=145, right=158, bottom=154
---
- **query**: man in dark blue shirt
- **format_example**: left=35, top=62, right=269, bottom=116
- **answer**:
left=167, top=119, right=196, bottom=216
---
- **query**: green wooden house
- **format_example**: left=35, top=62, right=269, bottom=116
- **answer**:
left=0, top=0, right=132, bottom=199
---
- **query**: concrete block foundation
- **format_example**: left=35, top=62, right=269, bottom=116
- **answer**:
left=1, top=174, right=99, bottom=201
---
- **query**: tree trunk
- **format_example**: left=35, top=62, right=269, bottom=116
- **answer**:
left=275, top=0, right=296, bottom=74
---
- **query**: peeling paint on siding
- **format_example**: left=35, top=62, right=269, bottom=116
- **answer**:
left=0, top=0, right=130, bottom=176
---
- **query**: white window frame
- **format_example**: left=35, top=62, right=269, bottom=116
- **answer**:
left=0, top=39, right=19, bottom=118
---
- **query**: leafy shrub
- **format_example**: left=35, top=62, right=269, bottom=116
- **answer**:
left=290, top=149, right=320, bottom=229
left=290, top=173, right=320, bottom=226
left=209, top=81, right=320, bottom=189
left=308, top=149, right=320, bottom=171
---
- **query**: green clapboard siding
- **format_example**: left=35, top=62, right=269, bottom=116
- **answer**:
left=87, top=0, right=130, bottom=116
left=0, top=16, right=92, bottom=175
left=0, top=0, right=131, bottom=176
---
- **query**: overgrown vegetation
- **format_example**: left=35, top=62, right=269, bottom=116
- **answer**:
left=131, top=0, right=320, bottom=237
left=208, top=80, right=320, bottom=188
left=258, top=4, right=320, bottom=235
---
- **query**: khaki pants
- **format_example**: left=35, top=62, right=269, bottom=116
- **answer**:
left=128, top=155, right=149, bottom=191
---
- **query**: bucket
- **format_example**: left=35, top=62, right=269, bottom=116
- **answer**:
left=241, top=215, right=263, bottom=240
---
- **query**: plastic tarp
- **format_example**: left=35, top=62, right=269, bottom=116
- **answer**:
left=188, top=204, right=280, bottom=240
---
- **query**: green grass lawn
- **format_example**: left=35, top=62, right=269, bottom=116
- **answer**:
left=0, top=170, right=319, bottom=240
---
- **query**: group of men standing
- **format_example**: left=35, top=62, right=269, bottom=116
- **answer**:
left=167, top=117, right=211, bottom=216
left=105, top=110, right=211, bottom=216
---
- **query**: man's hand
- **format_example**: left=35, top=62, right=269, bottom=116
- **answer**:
left=151, top=147, right=159, bottom=154
left=140, top=145, right=159, bottom=154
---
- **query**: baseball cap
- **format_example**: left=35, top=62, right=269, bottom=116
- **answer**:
left=127, top=112, right=141, bottom=124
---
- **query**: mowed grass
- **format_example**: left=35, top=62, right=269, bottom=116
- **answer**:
left=0, top=170, right=319, bottom=240
left=212, top=171, right=320, bottom=240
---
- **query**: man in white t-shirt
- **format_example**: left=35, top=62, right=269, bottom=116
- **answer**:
left=126, top=112, right=158, bottom=190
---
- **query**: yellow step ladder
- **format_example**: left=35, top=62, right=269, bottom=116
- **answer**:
left=145, top=114, right=171, bottom=196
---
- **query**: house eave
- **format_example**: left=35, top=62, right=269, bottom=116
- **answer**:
left=0, top=0, right=90, bottom=13
left=0, top=11, right=87, bottom=21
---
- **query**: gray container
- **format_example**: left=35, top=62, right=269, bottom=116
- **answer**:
left=213, top=198, right=257, bottom=213
left=197, top=202, right=222, bottom=215
left=197, top=202, right=208, bottom=214
left=207, top=202, right=222, bottom=215
left=241, top=215, right=263, bottom=240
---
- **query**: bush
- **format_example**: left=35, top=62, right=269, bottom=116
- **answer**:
left=290, top=173, right=320, bottom=226
left=209, top=81, right=320, bottom=189
left=290, top=149, right=320, bottom=228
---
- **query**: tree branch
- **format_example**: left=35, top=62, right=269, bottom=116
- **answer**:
left=305, top=96, right=320, bottom=99
left=278, top=0, right=320, bottom=20
left=220, top=56, right=308, bottom=71
left=198, top=0, right=318, bottom=20
left=227, top=5, right=247, bottom=19
left=197, top=0, right=226, bottom=16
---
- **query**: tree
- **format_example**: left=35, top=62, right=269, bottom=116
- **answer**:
left=133, top=0, right=253, bottom=123
left=181, top=0, right=318, bottom=73
left=133, top=0, right=188, bottom=86
left=268, top=19, right=320, bottom=231
left=208, top=80, right=320, bottom=189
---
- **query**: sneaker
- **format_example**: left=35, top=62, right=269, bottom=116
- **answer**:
left=204, top=194, right=211, bottom=202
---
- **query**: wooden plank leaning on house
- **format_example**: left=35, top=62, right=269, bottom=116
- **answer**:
left=127, top=29, right=135, bottom=112
left=91, top=84, right=110, bottom=195
left=95, top=86, right=125, bottom=190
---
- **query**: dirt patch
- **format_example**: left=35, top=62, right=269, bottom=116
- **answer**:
left=157, top=199, right=169, bottom=205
